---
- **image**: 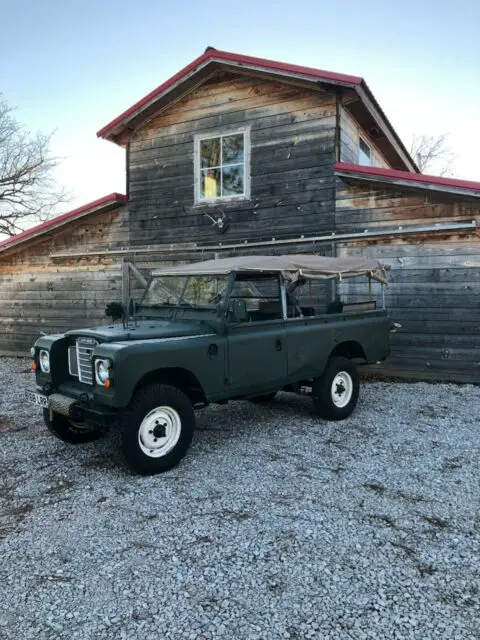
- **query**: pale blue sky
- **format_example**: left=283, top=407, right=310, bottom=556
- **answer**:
left=1, top=0, right=479, bottom=210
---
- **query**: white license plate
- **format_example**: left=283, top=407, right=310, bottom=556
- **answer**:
left=25, top=390, right=49, bottom=408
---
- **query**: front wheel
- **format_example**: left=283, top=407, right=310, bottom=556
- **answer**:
left=312, top=356, right=359, bottom=420
left=120, top=384, right=195, bottom=475
left=43, top=409, right=103, bottom=444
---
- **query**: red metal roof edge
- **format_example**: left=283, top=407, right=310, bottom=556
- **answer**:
left=96, top=48, right=363, bottom=140
left=0, top=192, right=128, bottom=253
left=335, top=162, right=480, bottom=194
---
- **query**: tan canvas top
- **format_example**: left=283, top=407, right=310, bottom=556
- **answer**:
left=152, top=255, right=389, bottom=284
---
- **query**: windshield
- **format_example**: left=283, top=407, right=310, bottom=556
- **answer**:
left=139, top=275, right=230, bottom=309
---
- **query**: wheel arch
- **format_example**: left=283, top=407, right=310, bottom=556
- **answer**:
left=133, top=367, right=207, bottom=406
left=329, top=340, right=366, bottom=361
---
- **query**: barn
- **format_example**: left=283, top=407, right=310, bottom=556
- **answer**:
left=1, top=48, right=479, bottom=382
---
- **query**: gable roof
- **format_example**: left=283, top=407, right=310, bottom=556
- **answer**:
left=335, top=162, right=480, bottom=198
left=0, top=193, right=127, bottom=255
left=97, top=48, right=417, bottom=172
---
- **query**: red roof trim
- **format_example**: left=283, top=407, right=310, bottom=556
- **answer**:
left=335, top=162, right=480, bottom=194
left=97, top=49, right=362, bottom=140
left=0, top=193, right=128, bottom=253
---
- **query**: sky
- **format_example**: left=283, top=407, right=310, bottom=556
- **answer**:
left=1, top=0, right=479, bottom=214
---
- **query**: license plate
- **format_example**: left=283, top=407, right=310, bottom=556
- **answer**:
left=25, top=390, right=49, bottom=408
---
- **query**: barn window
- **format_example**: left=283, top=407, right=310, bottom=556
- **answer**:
left=194, top=129, right=250, bottom=203
left=359, top=137, right=372, bottom=166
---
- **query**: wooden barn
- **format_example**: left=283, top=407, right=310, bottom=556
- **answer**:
left=1, top=48, right=479, bottom=382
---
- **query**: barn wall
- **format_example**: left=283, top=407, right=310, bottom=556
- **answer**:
left=336, top=178, right=480, bottom=382
left=0, top=206, right=129, bottom=355
left=128, top=72, right=337, bottom=245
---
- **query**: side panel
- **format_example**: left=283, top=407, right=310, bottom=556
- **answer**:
left=286, top=318, right=334, bottom=380
left=93, top=335, right=227, bottom=406
left=286, top=312, right=390, bottom=381
left=226, top=320, right=287, bottom=394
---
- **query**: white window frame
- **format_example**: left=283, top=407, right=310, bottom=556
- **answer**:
left=359, top=136, right=373, bottom=166
left=194, top=127, right=251, bottom=205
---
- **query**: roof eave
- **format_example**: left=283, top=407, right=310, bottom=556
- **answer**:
left=355, top=82, right=419, bottom=172
left=96, top=49, right=363, bottom=143
left=0, top=193, right=128, bottom=255
left=97, top=53, right=214, bottom=141
left=335, top=163, right=480, bottom=199
left=96, top=49, right=418, bottom=173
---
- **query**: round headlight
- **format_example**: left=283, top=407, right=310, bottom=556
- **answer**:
left=39, top=350, right=50, bottom=373
left=95, top=359, right=111, bottom=386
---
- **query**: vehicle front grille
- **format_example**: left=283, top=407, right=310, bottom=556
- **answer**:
left=68, top=337, right=98, bottom=385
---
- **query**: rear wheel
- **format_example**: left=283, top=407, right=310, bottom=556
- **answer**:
left=43, top=409, right=103, bottom=444
left=120, top=384, right=195, bottom=475
left=248, top=392, right=277, bottom=404
left=312, top=356, right=359, bottom=420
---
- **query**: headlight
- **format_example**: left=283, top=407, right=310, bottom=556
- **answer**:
left=95, top=359, right=112, bottom=387
left=39, top=350, right=50, bottom=373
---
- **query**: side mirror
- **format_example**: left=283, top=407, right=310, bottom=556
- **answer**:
left=231, top=299, right=248, bottom=322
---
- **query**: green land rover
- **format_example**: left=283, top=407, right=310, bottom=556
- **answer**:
left=26, top=255, right=391, bottom=474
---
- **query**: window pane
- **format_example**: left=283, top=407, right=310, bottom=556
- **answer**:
left=200, top=168, right=221, bottom=199
left=181, top=276, right=229, bottom=306
left=222, top=134, right=244, bottom=164
left=200, top=138, right=221, bottom=168
left=222, top=165, right=244, bottom=196
left=140, top=276, right=186, bottom=307
left=359, top=138, right=372, bottom=166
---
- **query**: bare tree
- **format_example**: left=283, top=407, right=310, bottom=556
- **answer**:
left=410, top=133, right=456, bottom=176
left=0, top=95, right=68, bottom=236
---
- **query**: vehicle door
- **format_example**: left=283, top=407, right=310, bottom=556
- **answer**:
left=285, top=277, right=334, bottom=380
left=226, top=273, right=287, bottom=395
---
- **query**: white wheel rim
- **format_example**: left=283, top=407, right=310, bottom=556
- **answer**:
left=138, top=406, right=182, bottom=458
left=331, top=372, right=353, bottom=408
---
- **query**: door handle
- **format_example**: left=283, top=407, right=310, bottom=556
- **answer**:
left=275, top=339, right=282, bottom=351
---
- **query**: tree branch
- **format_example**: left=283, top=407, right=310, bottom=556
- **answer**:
left=0, top=94, right=69, bottom=236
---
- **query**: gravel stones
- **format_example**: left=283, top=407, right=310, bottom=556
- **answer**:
left=0, top=357, right=478, bottom=639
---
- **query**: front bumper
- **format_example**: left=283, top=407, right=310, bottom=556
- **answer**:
left=26, top=389, right=117, bottom=429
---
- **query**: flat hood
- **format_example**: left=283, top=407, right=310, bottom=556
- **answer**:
left=65, top=319, right=210, bottom=342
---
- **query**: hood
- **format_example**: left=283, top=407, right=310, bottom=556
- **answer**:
left=65, top=319, right=210, bottom=342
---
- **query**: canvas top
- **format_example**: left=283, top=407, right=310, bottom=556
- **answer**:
left=152, top=254, right=389, bottom=284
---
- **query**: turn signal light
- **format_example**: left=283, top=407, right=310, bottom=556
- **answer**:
left=103, top=379, right=111, bottom=389
left=31, top=362, right=37, bottom=372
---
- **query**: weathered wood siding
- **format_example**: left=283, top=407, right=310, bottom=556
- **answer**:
left=336, top=178, right=480, bottom=382
left=128, top=72, right=337, bottom=245
left=340, top=107, right=390, bottom=168
left=0, top=206, right=129, bottom=355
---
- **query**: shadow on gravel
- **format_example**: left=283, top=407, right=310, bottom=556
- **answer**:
left=55, top=393, right=362, bottom=473
left=0, top=417, right=26, bottom=434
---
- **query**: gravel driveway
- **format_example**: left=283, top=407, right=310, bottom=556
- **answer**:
left=0, top=357, right=478, bottom=639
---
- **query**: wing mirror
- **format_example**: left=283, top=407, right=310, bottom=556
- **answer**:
left=231, top=299, right=248, bottom=322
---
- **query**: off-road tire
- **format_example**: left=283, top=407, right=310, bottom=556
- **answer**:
left=43, top=409, right=103, bottom=444
left=120, top=383, right=195, bottom=475
left=248, top=392, right=278, bottom=404
left=312, top=356, right=360, bottom=421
